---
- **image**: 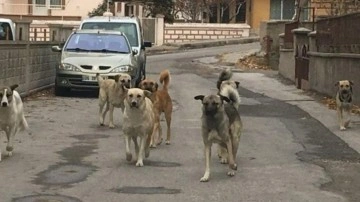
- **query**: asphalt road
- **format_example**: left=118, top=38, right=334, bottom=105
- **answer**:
left=0, top=43, right=359, bottom=202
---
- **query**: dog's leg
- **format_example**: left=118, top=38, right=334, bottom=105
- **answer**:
left=136, top=137, right=146, bottom=167
left=108, top=103, right=116, bottom=129
left=132, top=136, right=139, bottom=159
left=219, top=145, right=228, bottom=164
left=150, top=113, right=160, bottom=148
left=145, top=131, right=151, bottom=158
left=22, top=115, right=32, bottom=135
left=344, top=108, right=351, bottom=128
left=6, top=127, right=16, bottom=157
left=125, top=135, right=132, bottom=162
left=165, top=109, right=172, bottom=145
left=225, top=139, right=237, bottom=176
left=101, top=101, right=109, bottom=126
left=337, top=108, right=346, bottom=131
left=200, top=143, right=212, bottom=182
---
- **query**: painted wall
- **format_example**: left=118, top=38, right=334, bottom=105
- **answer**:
left=247, top=0, right=270, bottom=33
left=51, top=0, right=103, bottom=19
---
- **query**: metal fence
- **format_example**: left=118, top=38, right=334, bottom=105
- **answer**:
left=316, top=12, right=360, bottom=53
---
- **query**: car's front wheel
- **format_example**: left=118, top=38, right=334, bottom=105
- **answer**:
left=54, top=82, right=70, bottom=96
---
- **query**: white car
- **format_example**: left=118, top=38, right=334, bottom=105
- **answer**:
left=51, top=29, right=137, bottom=96
left=79, top=15, right=152, bottom=87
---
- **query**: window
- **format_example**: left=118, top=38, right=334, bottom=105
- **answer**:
left=50, top=0, right=62, bottom=9
left=0, top=22, right=14, bottom=41
left=81, top=22, right=139, bottom=47
left=270, top=0, right=295, bottom=20
left=35, top=0, right=46, bottom=7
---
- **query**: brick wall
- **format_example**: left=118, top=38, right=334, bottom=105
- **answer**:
left=0, top=41, right=60, bottom=96
left=164, top=23, right=251, bottom=44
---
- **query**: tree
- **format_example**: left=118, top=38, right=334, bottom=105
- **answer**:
left=174, top=0, right=207, bottom=22
left=88, top=0, right=108, bottom=17
left=142, top=0, right=175, bottom=23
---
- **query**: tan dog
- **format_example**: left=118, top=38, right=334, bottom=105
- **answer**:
left=122, top=88, right=154, bottom=167
left=139, top=69, right=173, bottom=147
left=335, top=80, right=354, bottom=131
left=194, top=85, right=242, bottom=182
left=97, top=73, right=131, bottom=128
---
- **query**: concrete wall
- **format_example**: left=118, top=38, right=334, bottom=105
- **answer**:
left=164, top=23, right=250, bottom=44
left=308, top=52, right=360, bottom=104
left=0, top=41, right=60, bottom=96
left=279, top=49, right=295, bottom=82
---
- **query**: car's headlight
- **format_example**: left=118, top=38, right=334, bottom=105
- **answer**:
left=110, top=65, right=132, bottom=73
left=59, top=63, right=81, bottom=72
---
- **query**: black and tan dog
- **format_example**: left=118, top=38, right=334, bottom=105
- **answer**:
left=194, top=84, right=242, bottom=182
left=139, top=69, right=173, bottom=147
left=335, top=80, right=354, bottom=131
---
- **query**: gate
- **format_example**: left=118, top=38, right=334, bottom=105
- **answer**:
left=141, top=18, right=156, bottom=44
left=295, top=44, right=309, bottom=89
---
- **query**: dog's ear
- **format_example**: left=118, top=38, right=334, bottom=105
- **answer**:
left=350, top=81, right=354, bottom=86
left=114, top=74, right=120, bottom=82
left=10, top=84, right=19, bottom=91
left=220, top=95, right=231, bottom=103
left=194, top=95, right=205, bottom=101
left=144, top=90, right=152, bottom=99
left=154, top=82, right=159, bottom=91
left=335, top=81, right=339, bottom=87
left=235, top=81, right=240, bottom=88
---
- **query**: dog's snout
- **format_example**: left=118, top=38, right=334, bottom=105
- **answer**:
left=1, top=102, right=7, bottom=107
left=131, top=101, right=137, bottom=107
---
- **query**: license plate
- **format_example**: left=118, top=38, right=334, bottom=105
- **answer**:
left=82, top=75, right=97, bottom=82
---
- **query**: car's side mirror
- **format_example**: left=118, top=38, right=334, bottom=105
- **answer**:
left=51, top=45, right=62, bottom=52
left=143, top=41, right=152, bottom=48
left=132, top=49, right=138, bottom=55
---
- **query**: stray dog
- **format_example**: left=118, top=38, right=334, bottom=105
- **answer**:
left=122, top=87, right=154, bottom=167
left=0, top=84, right=31, bottom=161
left=97, top=73, right=131, bottom=128
left=194, top=86, right=242, bottom=182
left=335, top=80, right=354, bottom=131
left=139, top=69, right=173, bottom=147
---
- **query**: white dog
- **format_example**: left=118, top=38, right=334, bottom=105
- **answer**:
left=122, top=87, right=154, bottom=167
left=0, top=84, right=31, bottom=161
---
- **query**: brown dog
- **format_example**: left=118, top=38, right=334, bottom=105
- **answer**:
left=335, top=80, right=354, bottom=131
left=97, top=73, right=131, bottom=128
left=139, top=69, right=173, bottom=147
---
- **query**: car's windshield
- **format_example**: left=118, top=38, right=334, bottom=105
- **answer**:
left=81, top=22, right=138, bottom=47
left=0, top=22, right=13, bottom=40
left=64, top=33, right=131, bottom=53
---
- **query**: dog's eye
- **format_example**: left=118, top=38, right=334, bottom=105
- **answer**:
left=143, top=82, right=147, bottom=85
left=137, top=95, right=141, bottom=98
left=340, top=85, right=344, bottom=88
left=346, top=85, right=349, bottom=87
left=129, top=94, right=133, bottom=98
left=203, top=103, right=208, bottom=106
left=0, top=93, right=2, bottom=97
left=121, top=79, right=125, bottom=83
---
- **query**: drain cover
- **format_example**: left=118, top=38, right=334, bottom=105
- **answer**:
left=113, top=186, right=181, bottom=194
left=35, top=164, right=96, bottom=186
left=12, top=194, right=81, bottom=202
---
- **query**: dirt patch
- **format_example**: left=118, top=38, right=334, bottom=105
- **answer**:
left=23, top=87, right=55, bottom=102
left=321, top=96, right=360, bottom=115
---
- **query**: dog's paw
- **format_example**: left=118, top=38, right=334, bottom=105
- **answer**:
left=227, top=171, right=235, bottom=177
left=165, top=140, right=170, bottom=145
left=126, top=153, right=132, bottom=161
left=150, top=144, right=157, bottom=148
left=157, top=138, right=163, bottom=145
left=230, top=163, right=237, bottom=170
left=145, top=149, right=150, bottom=158
left=220, top=158, right=228, bottom=164
left=6, top=151, right=12, bottom=157
left=200, top=176, right=209, bottom=182
left=109, top=124, right=116, bottom=129
left=340, top=126, right=346, bottom=131
left=135, top=161, right=144, bottom=167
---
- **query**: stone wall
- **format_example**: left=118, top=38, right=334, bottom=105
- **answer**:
left=164, top=23, right=251, bottom=44
left=279, top=49, right=295, bottom=82
left=0, top=41, right=60, bottom=96
left=308, top=52, right=360, bottom=104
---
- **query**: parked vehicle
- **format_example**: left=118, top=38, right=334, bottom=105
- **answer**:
left=51, top=29, right=138, bottom=96
left=0, top=18, right=15, bottom=41
left=78, top=15, right=152, bottom=87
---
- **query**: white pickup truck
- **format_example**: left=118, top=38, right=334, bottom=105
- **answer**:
left=0, top=18, right=15, bottom=41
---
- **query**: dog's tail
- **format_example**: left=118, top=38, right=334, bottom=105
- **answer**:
left=220, top=85, right=241, bottom=110
left=159, top=69, right=171, bottom=91
left=96, top=73, right=104, bottom=87
left=217, top=68, right=233, bottom=90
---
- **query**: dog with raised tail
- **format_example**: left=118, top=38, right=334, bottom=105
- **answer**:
left=194, top=84, right=242, bottom=182
left=139, top=69, right=173, bottom=147
left=96, top=73, right=131, bottom=128
left=0, top=84, right=31, bottom=161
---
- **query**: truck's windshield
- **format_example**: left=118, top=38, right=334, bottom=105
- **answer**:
left=0, top=22, right=13, bottom=41
left=81, top=22, right=138, bottom=47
